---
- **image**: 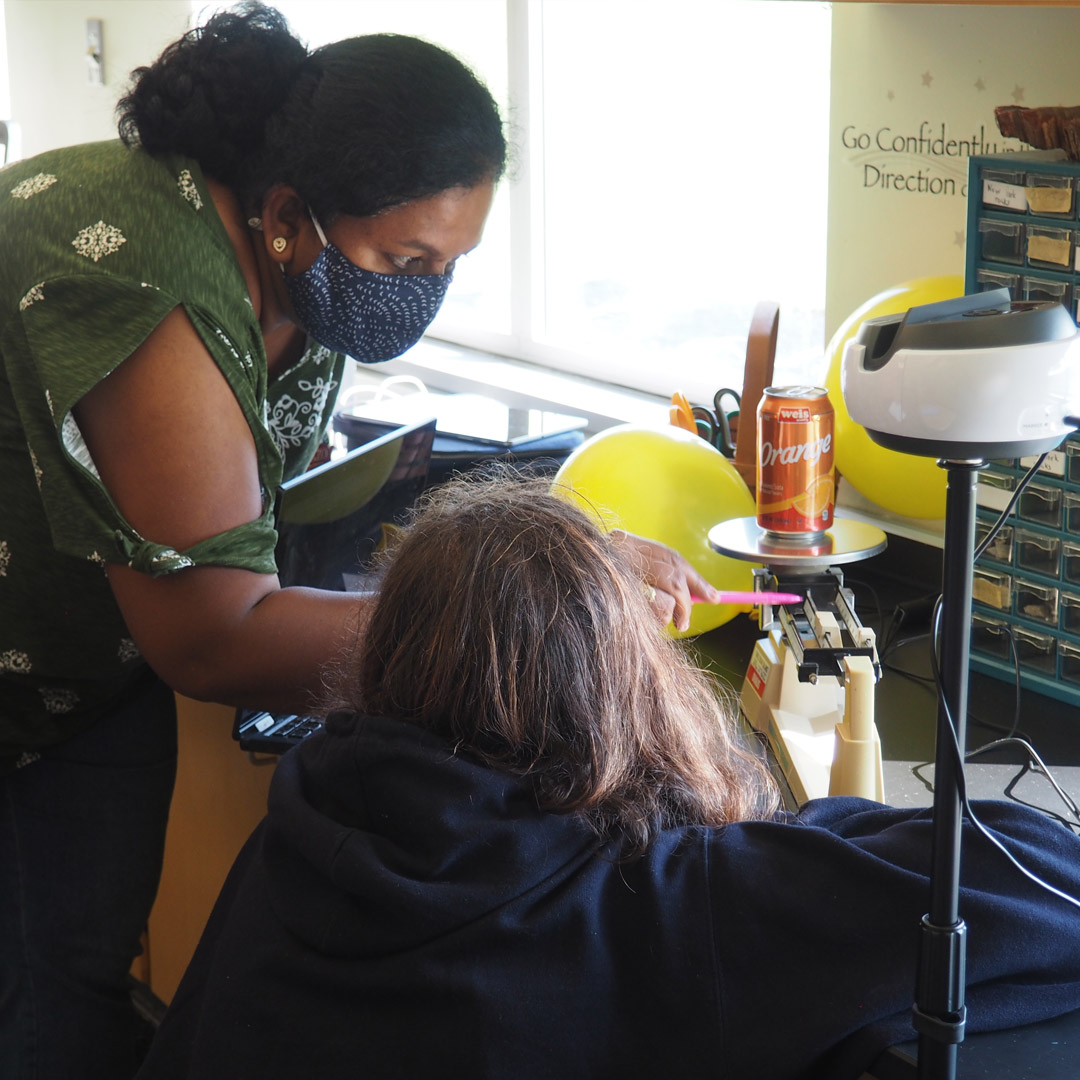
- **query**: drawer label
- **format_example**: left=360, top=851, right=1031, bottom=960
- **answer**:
left=983, top=178, right=1026, bottom=211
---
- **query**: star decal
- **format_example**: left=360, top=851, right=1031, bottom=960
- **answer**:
left=975, top=78, right=985, bottom=92
left=1012, top=84, right=1025, bottom=103
left=922, top=70, right=934, bottom=88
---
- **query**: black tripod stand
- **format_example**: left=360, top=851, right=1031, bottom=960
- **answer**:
left=912, top=459, right=982, bottom=1080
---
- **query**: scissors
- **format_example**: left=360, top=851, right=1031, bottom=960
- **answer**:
left=669, top=391, right=697, bottom=434
left=690, top=388, right=740, bottom=458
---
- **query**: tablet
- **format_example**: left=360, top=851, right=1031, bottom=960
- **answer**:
left=274, top=417, right=436, bottom=593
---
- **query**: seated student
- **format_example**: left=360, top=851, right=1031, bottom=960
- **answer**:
left=137, top=476, right=1080, bottom=1080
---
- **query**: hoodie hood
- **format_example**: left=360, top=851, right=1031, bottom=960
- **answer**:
left=261, top=711, right=602, bottom=958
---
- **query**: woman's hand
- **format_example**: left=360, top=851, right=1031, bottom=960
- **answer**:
left=610, top=530, right=720, bottom=633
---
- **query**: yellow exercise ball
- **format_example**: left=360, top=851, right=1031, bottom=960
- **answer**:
left=552, top=423, right=757, bottom=637
left=823, top=275, right=964, bottom=521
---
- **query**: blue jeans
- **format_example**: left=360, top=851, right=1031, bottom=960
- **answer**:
left=0, top=673, right=177, bottom=1079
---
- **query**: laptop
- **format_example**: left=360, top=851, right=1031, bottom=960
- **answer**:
left=233, top=417, right=436, bottom=754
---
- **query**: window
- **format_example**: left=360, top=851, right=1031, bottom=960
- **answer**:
left=0, top=0, right=10, bottom=133
left=240, top=0, right=831, bottom=404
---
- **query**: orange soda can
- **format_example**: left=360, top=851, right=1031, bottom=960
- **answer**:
left=756, top=386, right=835, bottom=537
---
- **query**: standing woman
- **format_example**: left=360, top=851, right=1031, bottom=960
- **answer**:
left=0, top=4, right=507, bottom=1076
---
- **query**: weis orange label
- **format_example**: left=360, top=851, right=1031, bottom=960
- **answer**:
left=756, top=386, right=835, bottom=536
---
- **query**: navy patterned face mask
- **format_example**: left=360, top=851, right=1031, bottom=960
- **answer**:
left=282, top=213, right=452, bottom=363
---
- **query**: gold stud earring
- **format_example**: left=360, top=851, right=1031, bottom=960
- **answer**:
left=272, top=236, right=287, bottom=253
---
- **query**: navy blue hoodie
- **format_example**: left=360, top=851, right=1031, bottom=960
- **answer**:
left=138, top=711, right=1080, bottom=1079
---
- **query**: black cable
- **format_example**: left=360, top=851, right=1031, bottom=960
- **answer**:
left=966, top=737, right=1080, bottom=825
left=1001, top=769, right=1080, bottom=832
left=878, top=604, right=904, bottom=656
left=878, top=590, right=941, bottom=661
left=843, top=577, right=883, bottom=624
left=966, top=625, right=1023, bottom=744
left=907, top=435, right=1080, bottom=900
left=882, top=662, right=937, bottom=691
left=973, top=452, right=1048, bottom=562
left=963, top=454, right=1072, bottom=811
left=929, top=598, right=1080, bottom=908
left=880, top=624, right=938, bottom=689
left=882, top=630, right=934, bottom=658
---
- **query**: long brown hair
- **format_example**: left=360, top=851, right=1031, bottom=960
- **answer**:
left=330, top=473, right=779, bottom=855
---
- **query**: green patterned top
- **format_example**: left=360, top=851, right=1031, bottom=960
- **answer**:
left=0, top=140, right=346, bottom=770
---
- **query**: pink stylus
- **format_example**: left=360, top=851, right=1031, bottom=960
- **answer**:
left=692, top=591, right=802, bottom=606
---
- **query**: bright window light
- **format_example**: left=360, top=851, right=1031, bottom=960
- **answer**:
left=212, top=0, right=831, bottom=403
left=535, top=0, right=830, bottom=400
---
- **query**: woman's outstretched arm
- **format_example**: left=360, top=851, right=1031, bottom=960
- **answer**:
left=73, top=306, right=364, bottom=712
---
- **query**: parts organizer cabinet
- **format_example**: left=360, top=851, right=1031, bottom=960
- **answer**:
left=969, top=445, right=1080, bottom=705
left=966, top=150, right=1080, bottom=316
left=966, top=152, right=1080, bottom=704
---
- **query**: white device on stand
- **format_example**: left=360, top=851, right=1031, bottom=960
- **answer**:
left=841, top=288, right=1080, bottom=1080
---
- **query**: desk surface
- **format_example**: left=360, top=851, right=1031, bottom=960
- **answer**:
left=690, top=548, right=1080, bottom=1080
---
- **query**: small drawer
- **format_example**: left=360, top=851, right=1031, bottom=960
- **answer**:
left=1015, top=578, right=1059, bottom=626
left=1067, top=441, right=1080, bottom=484
left=1017, top=481, right=1063, bottom=529
left=1060, top=592, right=1080, bottom=635
left=982, top=168, right=1027, bottom=213
left=977, top=472, right=1015, bottom=512
left=1021, top=449, right=1065, bottom=478
left=1063, top=541, right=1080, bottom=585
left=1014, top=625, right=1057, bottom=674
left=1060, top=640, right=1080, bottom=686
left=972, top=567, right=1013, bottom=611
left=1015, top=528, right=1061, bottom=577
left=1026, top=172, right=1075, bottom=217
left=976, top=520, right=1013, bottom=564
left=1023, top=276, right=1072, bottom=308
left=980, top=218, right=1024, bottom=264
left=1026, top=225, right=1073, bottom=269
left=975, top=269, right=1020, bottom=299
left=1066, top=491, right=1080, bottom=534
left=971, top=613, right=1013, bottom=662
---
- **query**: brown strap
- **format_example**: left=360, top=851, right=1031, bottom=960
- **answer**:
left=733, top=301, right=779, bottom=494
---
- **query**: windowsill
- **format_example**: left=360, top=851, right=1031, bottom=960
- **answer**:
left=356, top=336, right=947, bottom=551
left=835, top=484, right=945, bottom=550
left=370, top=338, right=670, bottom=435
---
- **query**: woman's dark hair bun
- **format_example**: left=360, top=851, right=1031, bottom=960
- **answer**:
left=117, top=2, right=309, bottom=189
left=267, top=32, right=507, bottom=219
left=118, top=3, right=507, bottom=216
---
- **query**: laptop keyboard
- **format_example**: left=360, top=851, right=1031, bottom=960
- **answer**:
left=237, top=710, right=323, bottom=750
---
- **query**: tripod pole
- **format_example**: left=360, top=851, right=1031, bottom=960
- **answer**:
left=914, top=459, right=982, bottom=1080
